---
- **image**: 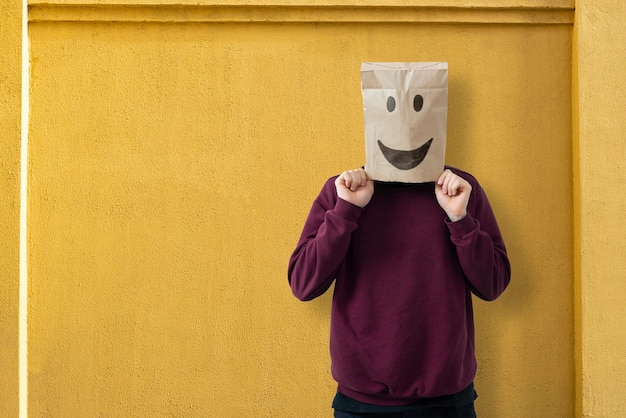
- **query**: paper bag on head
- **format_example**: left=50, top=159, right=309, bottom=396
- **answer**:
left=361, top=62, right=448, bottom=183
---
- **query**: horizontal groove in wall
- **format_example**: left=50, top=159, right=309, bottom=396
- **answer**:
left=29, top=4, right=574, bottom=24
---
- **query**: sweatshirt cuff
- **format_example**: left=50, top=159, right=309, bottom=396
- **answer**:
left=446, top=213, right=477, bottom=240
left=334, top=197, right=364, bottom=222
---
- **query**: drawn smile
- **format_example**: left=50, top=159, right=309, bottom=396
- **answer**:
left=377, top=138, right=433, bottom=170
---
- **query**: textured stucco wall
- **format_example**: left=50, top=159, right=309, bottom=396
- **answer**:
left=0, top=1, right=22, bottom=416
left=575, top=0, right=626, bottom=417
left=25, top=6, right=574, bottom=416
left=0, top=1, right=589, bottom=416
left=14, top=0, right=626, bottom=415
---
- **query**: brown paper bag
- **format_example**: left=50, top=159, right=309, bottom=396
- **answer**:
left=361, top=62, right=448, bottom=183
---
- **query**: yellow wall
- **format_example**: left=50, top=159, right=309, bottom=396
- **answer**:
left=574, top=0, right=626, bottom=417
left=24, top=3, right=574, bottom=417
left=13, top=0, right=626, bottom=416
left=0, top=1, right=22, bottom=416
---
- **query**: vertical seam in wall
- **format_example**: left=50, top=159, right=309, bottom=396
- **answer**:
left=19, top=0, right=29, bottom=415
left=572, top=6, right=582, bottom=417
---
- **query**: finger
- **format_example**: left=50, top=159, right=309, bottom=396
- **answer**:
left=437, top=169, right=452, bottom=185
left=447, top=177, right=460, bottom=196
left=441, top=172, right=454, bottom=195
left=355, top=168, right=367, bottom=188
left=348, top=169, right=367, bottom=191
left=437, top=170, right=452, bottom=194
left=343, top=171, right=352, bottom=191
left=336, top=171, right=351, bottom=190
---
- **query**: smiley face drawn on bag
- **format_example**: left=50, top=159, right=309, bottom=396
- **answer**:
left=376, top=94, right=433, bottom=170
left=361, top=62, right=448, bottom=183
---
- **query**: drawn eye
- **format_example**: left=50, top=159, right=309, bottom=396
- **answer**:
left=413, top=95, right=424, bottom=112
left=386, top=96, right=396, bottom=112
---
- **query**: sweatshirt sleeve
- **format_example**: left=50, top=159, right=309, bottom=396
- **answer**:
left=288, top=177, right=363, bottom=301
left=446, top=180, right=511, bottom=301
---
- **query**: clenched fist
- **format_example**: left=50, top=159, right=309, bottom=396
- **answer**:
left=435, top=169, right=472, bottom=222
left=335, top=168, right=374, bottom=208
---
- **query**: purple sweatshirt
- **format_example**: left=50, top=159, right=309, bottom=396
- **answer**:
left=288, top=167, right=511, bottom=405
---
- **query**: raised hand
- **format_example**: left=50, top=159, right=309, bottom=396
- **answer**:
left=335, top=168, right=374, bottom=208
left=435, top=169, right=472, bottom=222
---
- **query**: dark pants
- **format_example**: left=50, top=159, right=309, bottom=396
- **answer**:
left=334, top=402, right=477, bottom=418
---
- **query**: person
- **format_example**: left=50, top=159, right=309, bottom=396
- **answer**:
left=288, top=166, right=511, bottom=417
